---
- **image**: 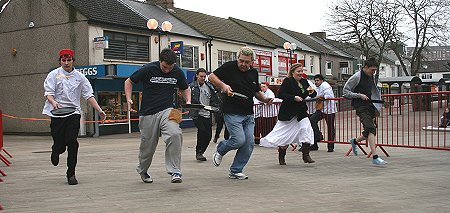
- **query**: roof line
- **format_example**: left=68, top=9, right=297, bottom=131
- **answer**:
left=117, top=0, right=148, bottom=20
left=228, top=17, right=277, bottom=48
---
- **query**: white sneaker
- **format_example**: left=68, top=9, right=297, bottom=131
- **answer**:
left=372, top=157, right=387, bottom=165
left=171, top=173, right=182, bottom=183
left=212, top=151, right=222, bottom=167
left=229, top=172, right=248, bottom=180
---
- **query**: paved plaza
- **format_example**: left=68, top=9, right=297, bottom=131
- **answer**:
left=1, top=128, right=450, bottom=212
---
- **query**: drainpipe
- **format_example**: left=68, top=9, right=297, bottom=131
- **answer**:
left=204, top=40, right=209, bottom=71
left=208, top=40, right=213, bottom=72
left=319, top=53, right=323, bottom=75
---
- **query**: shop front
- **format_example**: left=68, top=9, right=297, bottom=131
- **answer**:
left=78, top=64, right=194, bottom=136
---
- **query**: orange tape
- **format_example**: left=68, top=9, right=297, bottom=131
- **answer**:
left=1, top=111, right=189, bottom=123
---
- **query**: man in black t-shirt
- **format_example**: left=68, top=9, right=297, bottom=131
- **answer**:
left=208, top=47, right=273, bottom=180
left=124, top=48, right=191, bottom=183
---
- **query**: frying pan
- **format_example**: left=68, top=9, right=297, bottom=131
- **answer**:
left=182, top=104, right=219, bottom=113
left=51, top=107, right=76, bottom=116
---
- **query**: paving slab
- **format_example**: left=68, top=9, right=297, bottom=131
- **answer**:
left=1, top=128, right=450, bottom=213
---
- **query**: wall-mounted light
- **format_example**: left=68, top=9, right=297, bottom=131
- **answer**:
left=147, top=19, right=173, bottom=55
left=283, top=41, right=297, bottom=66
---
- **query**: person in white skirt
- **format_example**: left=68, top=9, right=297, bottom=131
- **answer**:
left=260, top=63, right=317, bottom=165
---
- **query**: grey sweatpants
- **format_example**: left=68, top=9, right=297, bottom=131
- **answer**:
left=136, top=108, right=183, bottom=176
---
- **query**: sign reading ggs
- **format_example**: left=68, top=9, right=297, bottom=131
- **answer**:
left=76, top=65, right=106, bottom=78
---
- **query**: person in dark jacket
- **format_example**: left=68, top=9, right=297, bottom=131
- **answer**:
left=260, top=63, right=317, bottom=165
left=439, top=103, right=450, bottom=127
left=189, top=68, right=220, bottom=161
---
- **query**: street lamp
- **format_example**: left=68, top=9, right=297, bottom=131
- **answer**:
left=283, top=42, right=297, bottom=67
left=147, top=18, right=172, bottom=56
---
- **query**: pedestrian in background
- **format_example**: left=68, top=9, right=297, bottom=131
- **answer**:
left=124, top=48, right=191, bottom=183
left=253, top=82, right=278, bottom=144
left=310, top=74, right=337, bottom=152
left=208, top=46, right=273, bottom=179
left=189, top=68, right=220, bottom=161
left=213, top=91, right=229, bottom=143
left=260, top=63, right=317, bottom=165
left=43, top=48, right=106, bottom=185
left=343, top=57, right=387, bottom=165
left=439, top=103, right=450, bottom=127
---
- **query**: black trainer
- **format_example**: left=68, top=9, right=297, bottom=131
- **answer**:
left=196, top=153, right=207, bottom=161
left=140, top=173, right=153, bottom=183
left=67, top=175, right=78, bottom=185
left=51, top=152, right=59, bottom=166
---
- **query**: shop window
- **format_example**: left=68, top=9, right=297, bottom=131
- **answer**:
left=98, top=92, right=140, bottom=124
left=218, top=50, right=237, bottom=67
left=176, top=45, right=199, bottom=69
left=104, top=31, right=149, bottom=61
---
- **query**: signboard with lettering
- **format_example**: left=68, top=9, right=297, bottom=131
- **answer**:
left=93, top=36, right=109, bottom=50
left=76, top=65, right=105, bottom=78
left=171, top=41, right=184, bottom=54
left=253, top=49, right=273, bottom=75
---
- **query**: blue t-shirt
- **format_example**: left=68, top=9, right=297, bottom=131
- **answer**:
left=130, top=61, right=188, bottom=116
left=213, top=60, right=260, bottom=115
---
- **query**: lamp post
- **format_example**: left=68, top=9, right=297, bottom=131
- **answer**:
left=395, top=60, right=401, bottom=77
left=147, top=19, right=172, bottom=56
left=283, top=42, right=297, bottom=68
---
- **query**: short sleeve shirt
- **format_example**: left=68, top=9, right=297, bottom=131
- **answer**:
left=213, top=60, right=260, bottom=115
left=130, top=61, right=188, bottom=115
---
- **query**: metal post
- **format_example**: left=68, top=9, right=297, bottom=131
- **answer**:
left=158, top=31, right=161, bottom=56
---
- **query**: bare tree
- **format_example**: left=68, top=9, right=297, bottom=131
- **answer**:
left=327, top=0, right=401, bottom=78
left=328, top=0, right=450, bottom=76
left=390, top=0, right=450, bottom=76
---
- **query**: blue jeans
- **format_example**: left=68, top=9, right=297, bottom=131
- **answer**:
left=217, top=113, right=255, bottom=173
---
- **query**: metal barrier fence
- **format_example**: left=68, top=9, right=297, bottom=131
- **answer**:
left=254, top=91, right=450, bottom=154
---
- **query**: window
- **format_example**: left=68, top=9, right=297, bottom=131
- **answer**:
left=326, top=61, right=332, bottom=75
left=309, top=56, right=314, bottom=72
left=176, top=45, right=199, bottom=69
left=421, top=73, right=432, bottom=79
left=218, top=50, right=237, bottom=67
left=98, top=92, right=139, bottom=124
left=104, top=31, right=149, bottom=61
left=339, top=61, right=349, bottom=74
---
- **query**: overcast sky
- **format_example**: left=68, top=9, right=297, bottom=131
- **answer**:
left=174, top=0, right=331, bottom=36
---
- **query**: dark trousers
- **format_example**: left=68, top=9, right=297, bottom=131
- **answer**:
left=214, top=113, right=229, bottom=140
left=310, top=111, right=336, bottom=150
left=50, top=114, right=81, bottom=177
left=194, top=116, right=212, bottom=154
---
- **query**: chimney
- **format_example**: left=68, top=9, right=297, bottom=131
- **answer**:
left=151, top=0, right=174, bottom=9
left=310, top=32, right=326, bottom=39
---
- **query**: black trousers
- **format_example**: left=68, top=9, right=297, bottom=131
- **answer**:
left=310, top=111, right=336, bottom=150
left=194, top=116, right=212, bottom=154
left=50, top=114, right=80, bottom=177
left=214, top=113, right=229, bottom=140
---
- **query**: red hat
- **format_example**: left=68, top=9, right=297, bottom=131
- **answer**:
left=59, top=49, right=74, bottom=57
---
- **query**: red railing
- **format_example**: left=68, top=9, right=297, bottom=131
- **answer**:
left=254, top=91, right=450, bottom=153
